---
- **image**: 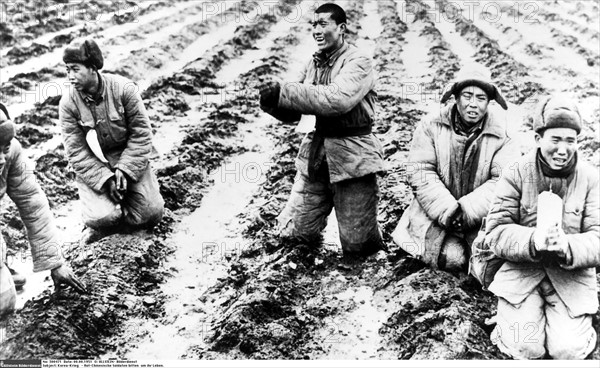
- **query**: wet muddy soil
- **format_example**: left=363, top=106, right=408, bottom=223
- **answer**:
left=1, top=0, right=599, bottom=361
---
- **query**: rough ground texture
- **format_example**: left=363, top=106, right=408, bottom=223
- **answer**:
left=1, top=0, right=599, bottom=361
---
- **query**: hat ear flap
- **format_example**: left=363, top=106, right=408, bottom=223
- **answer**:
left=531, top=95, right=551, bottom=132
left=441, top=83, right=456, bottom=104
left=493, top=86, right=508, bottom=110
left=0, top=102, right=10, bottom=120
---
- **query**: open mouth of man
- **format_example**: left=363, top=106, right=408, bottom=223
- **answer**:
left=552, top=157, right=568, bottom=166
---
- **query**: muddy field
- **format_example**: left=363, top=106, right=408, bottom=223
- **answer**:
left=1, top=0, right=599, bottom=361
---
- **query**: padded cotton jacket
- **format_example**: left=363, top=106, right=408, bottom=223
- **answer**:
left=392, top=104, right=518, bottom=267
left=278, top=42, right=385, bottom=183
left=487, top=150, right=600, bottom=317
left=59, top=73, right=153, bottom=192
left=0, top=140, right=63, bottom=272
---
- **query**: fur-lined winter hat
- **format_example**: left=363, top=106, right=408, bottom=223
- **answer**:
left=441, top=63, right=508, bottom=110
left=533, top=95, right=582, bottom=134
left=63, top=39, right=104, bottom=70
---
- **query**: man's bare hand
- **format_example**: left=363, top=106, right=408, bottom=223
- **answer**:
left=447, top=206, right=464, bottom=232
left=546, top=224, right=570, bottom=260
left=51, top=265, right=87, bottom=294
left=105, top=178, right=123, bottom=203
left=533, top=227, right=549, bottom=253
left=115, top=169, right=128, bottom=193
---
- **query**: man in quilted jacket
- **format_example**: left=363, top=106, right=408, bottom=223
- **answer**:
left=486, top=95, right=599, bottom=359
left=59, top=39, right=164, bottom=244
left=0, top=103, right=86, bottom=303
left=257, top=3, right=385, bottom=257
left=391, top=63, right=519, bottom=271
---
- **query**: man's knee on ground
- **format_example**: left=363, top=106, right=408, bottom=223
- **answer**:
left=144, top=202, right=164, bottom=227
left=547, top=326, right=596, bottom=359
left=341, top=239, right=382, bottom=256
left=492, top=324, right=546, bottom=360
left=84, top=206, right=122, bottom=229
left=339, top=227, right=382, bottom=256
left=278, top=217, right=321, bottom=243
left=126, top=199, right=164, bottom=227
left=278, top=217, right=296, bottom=239
left=438, top=235, right=467, bottom=271
left=493, top=295, right=547, bottom=360
left=276, top=203, right=328, bottom=242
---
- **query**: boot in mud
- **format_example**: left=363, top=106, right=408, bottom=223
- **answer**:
left=7, top=265, right=26, bottom=290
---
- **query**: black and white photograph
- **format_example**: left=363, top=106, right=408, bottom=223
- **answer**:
left=0, top=0, right=599, bottom=366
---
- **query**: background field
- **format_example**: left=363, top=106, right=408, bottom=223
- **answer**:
left=0, top=0, right=599, bottom=360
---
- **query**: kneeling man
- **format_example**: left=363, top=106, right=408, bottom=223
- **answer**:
left=392, top=63, right=518, bottom=271
left=486, top=95, right=599, bottom=359
left=59, top=39, right=164, bottom=243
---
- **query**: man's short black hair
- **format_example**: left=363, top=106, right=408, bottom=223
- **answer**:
left=315, top=3, right=347, bottom=24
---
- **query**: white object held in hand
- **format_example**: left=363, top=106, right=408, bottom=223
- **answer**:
left=296, top=114, right=316, bottom=134
left=537, top=190, right=563, bottom=234
left=86, top=129, right=109, bottom=163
